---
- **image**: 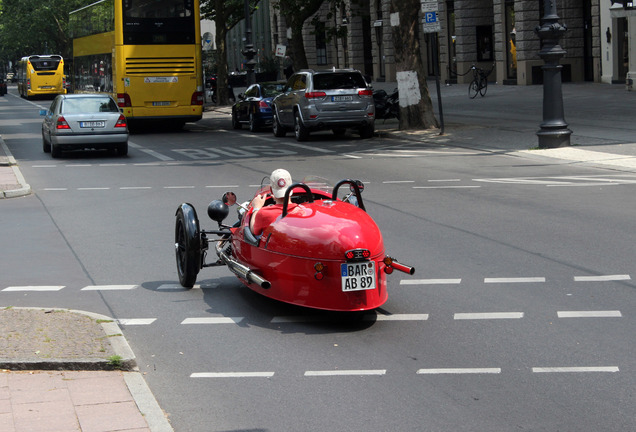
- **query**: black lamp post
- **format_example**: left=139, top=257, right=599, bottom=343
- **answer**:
left=242, top=0, right=257, bottom=86
left=535, top=0, right=572, bottom=148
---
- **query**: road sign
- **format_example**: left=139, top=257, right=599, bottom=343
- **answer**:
left=422, top=11, right=441, bottom=33
left=421, top=0, right=439, bottom=13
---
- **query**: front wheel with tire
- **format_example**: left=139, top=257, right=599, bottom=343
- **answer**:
left=468, top=80, right=479, bottom=99
left=175, top=205, right=201, bottom=288
left=294, top=112, right=309, bottom=142
left=479, top=80, right=488, bottom=97
left=42, top=131, right=51, bottom=153
left=231, top=109, right=241, bottom=129
left=273, top=112, right=286, bottom=137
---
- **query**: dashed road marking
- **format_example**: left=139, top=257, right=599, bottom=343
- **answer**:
left=401, top=278, right=462, bottom=285
left=181, top=317, right=244, bottom=324
left=485, top=277, right=546, bottom=284
left=116, top=318, right=157, bottom=325
left=191, top=372, right=275, bottom=378
left=2, top=286, right=65, bottom=292
left=454, top=312, right=524, bottom=320
left=574, top=274, right=631, bottom=282
left=557, top=311, right=622, bottom=318
left=417, top=368, right=501, bottom=375
left=304, top=370, right=387, bottom=377
left=532, top=366, right=619, bottom=373
left=81, top=285, right=138, bottom=290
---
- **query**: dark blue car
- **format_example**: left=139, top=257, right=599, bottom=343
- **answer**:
left=232, top=81, right=285, bottom=132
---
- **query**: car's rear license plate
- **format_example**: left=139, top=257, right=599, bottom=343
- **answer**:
left=341, top=262, right=376, bottom=292
left=80, top=121, right=105, bottom=128
left=332, top=96, right=353, bottom=102
left=152, top=101, right=170, bottom=106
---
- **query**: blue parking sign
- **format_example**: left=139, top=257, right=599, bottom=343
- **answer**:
left=425, top=12, right=437, bottom=23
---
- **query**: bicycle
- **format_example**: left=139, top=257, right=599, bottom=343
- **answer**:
left=468, top=64, right=493, bottom=99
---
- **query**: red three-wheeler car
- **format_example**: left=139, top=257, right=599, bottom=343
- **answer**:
left=175, top=177, right=414, bottom=311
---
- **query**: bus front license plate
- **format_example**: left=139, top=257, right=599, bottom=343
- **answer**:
left=341, top=262, right=376, bottom=292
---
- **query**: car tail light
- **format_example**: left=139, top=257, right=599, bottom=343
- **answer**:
left=27, top=79, right=31, bottom=90
left=305, top=91, right=326, bottom=99
left=314, top=262, right=325, bottom=280
left=191, top=91, right=204, bottom=105
left=115, top=114, right=127, bottom=128
left=258, top=100, right=269, bottom=109
left=117, top=93, right=132, bottom=107
left=345, top=249, right=371, bottom=261
left=56, top=116, right=70, bottom=130
left=358, top=89, right=373, bottom=96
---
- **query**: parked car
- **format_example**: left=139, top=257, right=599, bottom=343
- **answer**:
left=5, top=72, right=14, bottom=82
left=271, top=69, right=375, bottom=141
left=41, top=94, right=129, bottom=158
left=232, top=81, right=286, bottom=132
left=0, top=78, right=6, bottom=96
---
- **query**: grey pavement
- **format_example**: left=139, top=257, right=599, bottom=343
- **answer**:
left=1, top=80, right=635, bottom=431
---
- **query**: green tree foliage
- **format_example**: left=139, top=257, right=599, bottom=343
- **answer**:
left=0, top=0, right=85, bottom=71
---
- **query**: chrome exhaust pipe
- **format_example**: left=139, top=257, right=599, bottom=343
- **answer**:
left=217, top=243, right=271, bottom=289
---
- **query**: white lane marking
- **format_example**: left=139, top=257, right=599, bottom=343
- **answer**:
left=81, top=285, right=138, bottom=290
left=371, top=314, right=429, bottom=321
left=428, top=179, right=461, bottom=182
left=99, top=164, right=126, bottom=167
left=412, top=185, right=480, bottom=189
left=282, top=142, right=334, bottom=153
left=181, top=317, right=244, bottom=324
left=205, top=185, right=240, bottom=188
left=66, top=164, right=92, bottom=167
left=32, top=165, right=57, bottom=168
left=484, top=277, right=546, bottom=283
left=164, top=186, right=195, bottom=189
left=401, top=278, right=462, bottom=285
left=454, top=312, right=524, bottom=320
left=557, top=311, right=622, bottom=318
left=417, top=368, right=501, bottom=375
left=191, top=372, right=275, bottom=378
left=547, top=183, right=619, bottom=187
left=574, top=274, right=631, bottom=282
left=344, top=154, right=362, bottom=159
left=42, top=188, right=68, bottom=191
left=383, top=180, right=415, bottom=184
left=2, top=286, right=65, bottom=292
left=128, top=141, right=175, bottom=161
left=304, top=370, right=386, bottom=376
left=77, top=187, right=110, bottom=190
left=120, top=186, right=152, bottom=190
left=532, top=366, right=619, bottom=373
left=116, top=318, right=157, bottom=325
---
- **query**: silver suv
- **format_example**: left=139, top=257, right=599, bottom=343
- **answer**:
left=271, top=69, right=375, bottom=141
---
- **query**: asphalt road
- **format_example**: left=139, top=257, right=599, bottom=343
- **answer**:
left=1, top=86, right=635, bottom=431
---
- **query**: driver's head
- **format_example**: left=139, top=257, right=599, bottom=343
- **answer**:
left=270, top=168, right=292, bottom=199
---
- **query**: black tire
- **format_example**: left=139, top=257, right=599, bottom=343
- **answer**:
left=273, top=112, right=286, bottom=137
left=42, top=131, right=51, bottom=153
left=249, top=112, right=257, bottom=132
left=359, top=124, right=375, bottom=139
left=51, top=143, right=61, bottom=158
left=231, top=109, right=241, bottom=129
left=479, top=80, right=488, bottom=97
left=469, top=80, right=479, bottom=99
left=294, top=111, right=309, bottom=142
left=175, top=205, right=201, bottom=288
left=117, top=142, right=128, bottom=156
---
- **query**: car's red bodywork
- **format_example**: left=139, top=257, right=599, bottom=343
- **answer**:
left=175, top=179, right=414, bottom=311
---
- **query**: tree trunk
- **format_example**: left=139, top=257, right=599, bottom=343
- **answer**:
left=214, top=0, right=231, bottom=105
left=284, top=13, right=310, bottom=71
left=389, top=0, right=438, bottom=130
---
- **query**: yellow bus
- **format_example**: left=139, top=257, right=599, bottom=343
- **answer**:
left=17, top=55, right=67, bottom=98
left=69, top=0, right=203, bottom=125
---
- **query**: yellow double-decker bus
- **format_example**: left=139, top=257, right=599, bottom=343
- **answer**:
left=69, top=0, right=203, bottom=125
left=17, top=55, right=67, bottom=98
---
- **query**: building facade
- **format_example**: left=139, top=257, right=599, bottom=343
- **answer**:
left=227, top=1, right=632, bottom=89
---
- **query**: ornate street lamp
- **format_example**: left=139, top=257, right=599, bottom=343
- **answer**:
left=242, top=0, right=257, bottom=86
left=535, top=0, right=572, bottom=148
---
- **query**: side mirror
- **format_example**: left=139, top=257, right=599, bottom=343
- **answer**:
left=222, top=191, right=237, bottom=206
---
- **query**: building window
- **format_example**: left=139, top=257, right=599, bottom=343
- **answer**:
left=315, top=22, right=327, bottom=65
left=476, top=25, right=493, bottom=61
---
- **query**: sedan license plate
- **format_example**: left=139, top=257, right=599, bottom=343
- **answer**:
left=332, top=95, right=353, bottom=102
left=79, top=121, right=105, bottom=128
left=341, top=262, right=376, bottom=292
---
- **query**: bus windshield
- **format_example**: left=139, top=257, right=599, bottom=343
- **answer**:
left=123, top=0, right=195, bottom=44
left=30, top=56, right=62, bottom=72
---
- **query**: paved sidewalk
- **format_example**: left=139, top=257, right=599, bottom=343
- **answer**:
left=0, top=138, right=30, bottom=199
left=0, top=308, right=173, bottom=432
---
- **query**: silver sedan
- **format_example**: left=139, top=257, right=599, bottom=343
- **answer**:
left=41, top=94, right=129, bottom=158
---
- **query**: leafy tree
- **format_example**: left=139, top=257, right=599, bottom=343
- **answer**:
left=201, top=0, right=260, bottom=105
left=271, top=0, right=325, bottom=71
left=0, top=0, right=85, bottom=72
left=389, top=0, right=438, bottom=130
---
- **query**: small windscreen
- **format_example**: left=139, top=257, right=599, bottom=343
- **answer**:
left=313, top=73, right=368, bottom=90
left=62, top=97, right=119, bottom=114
